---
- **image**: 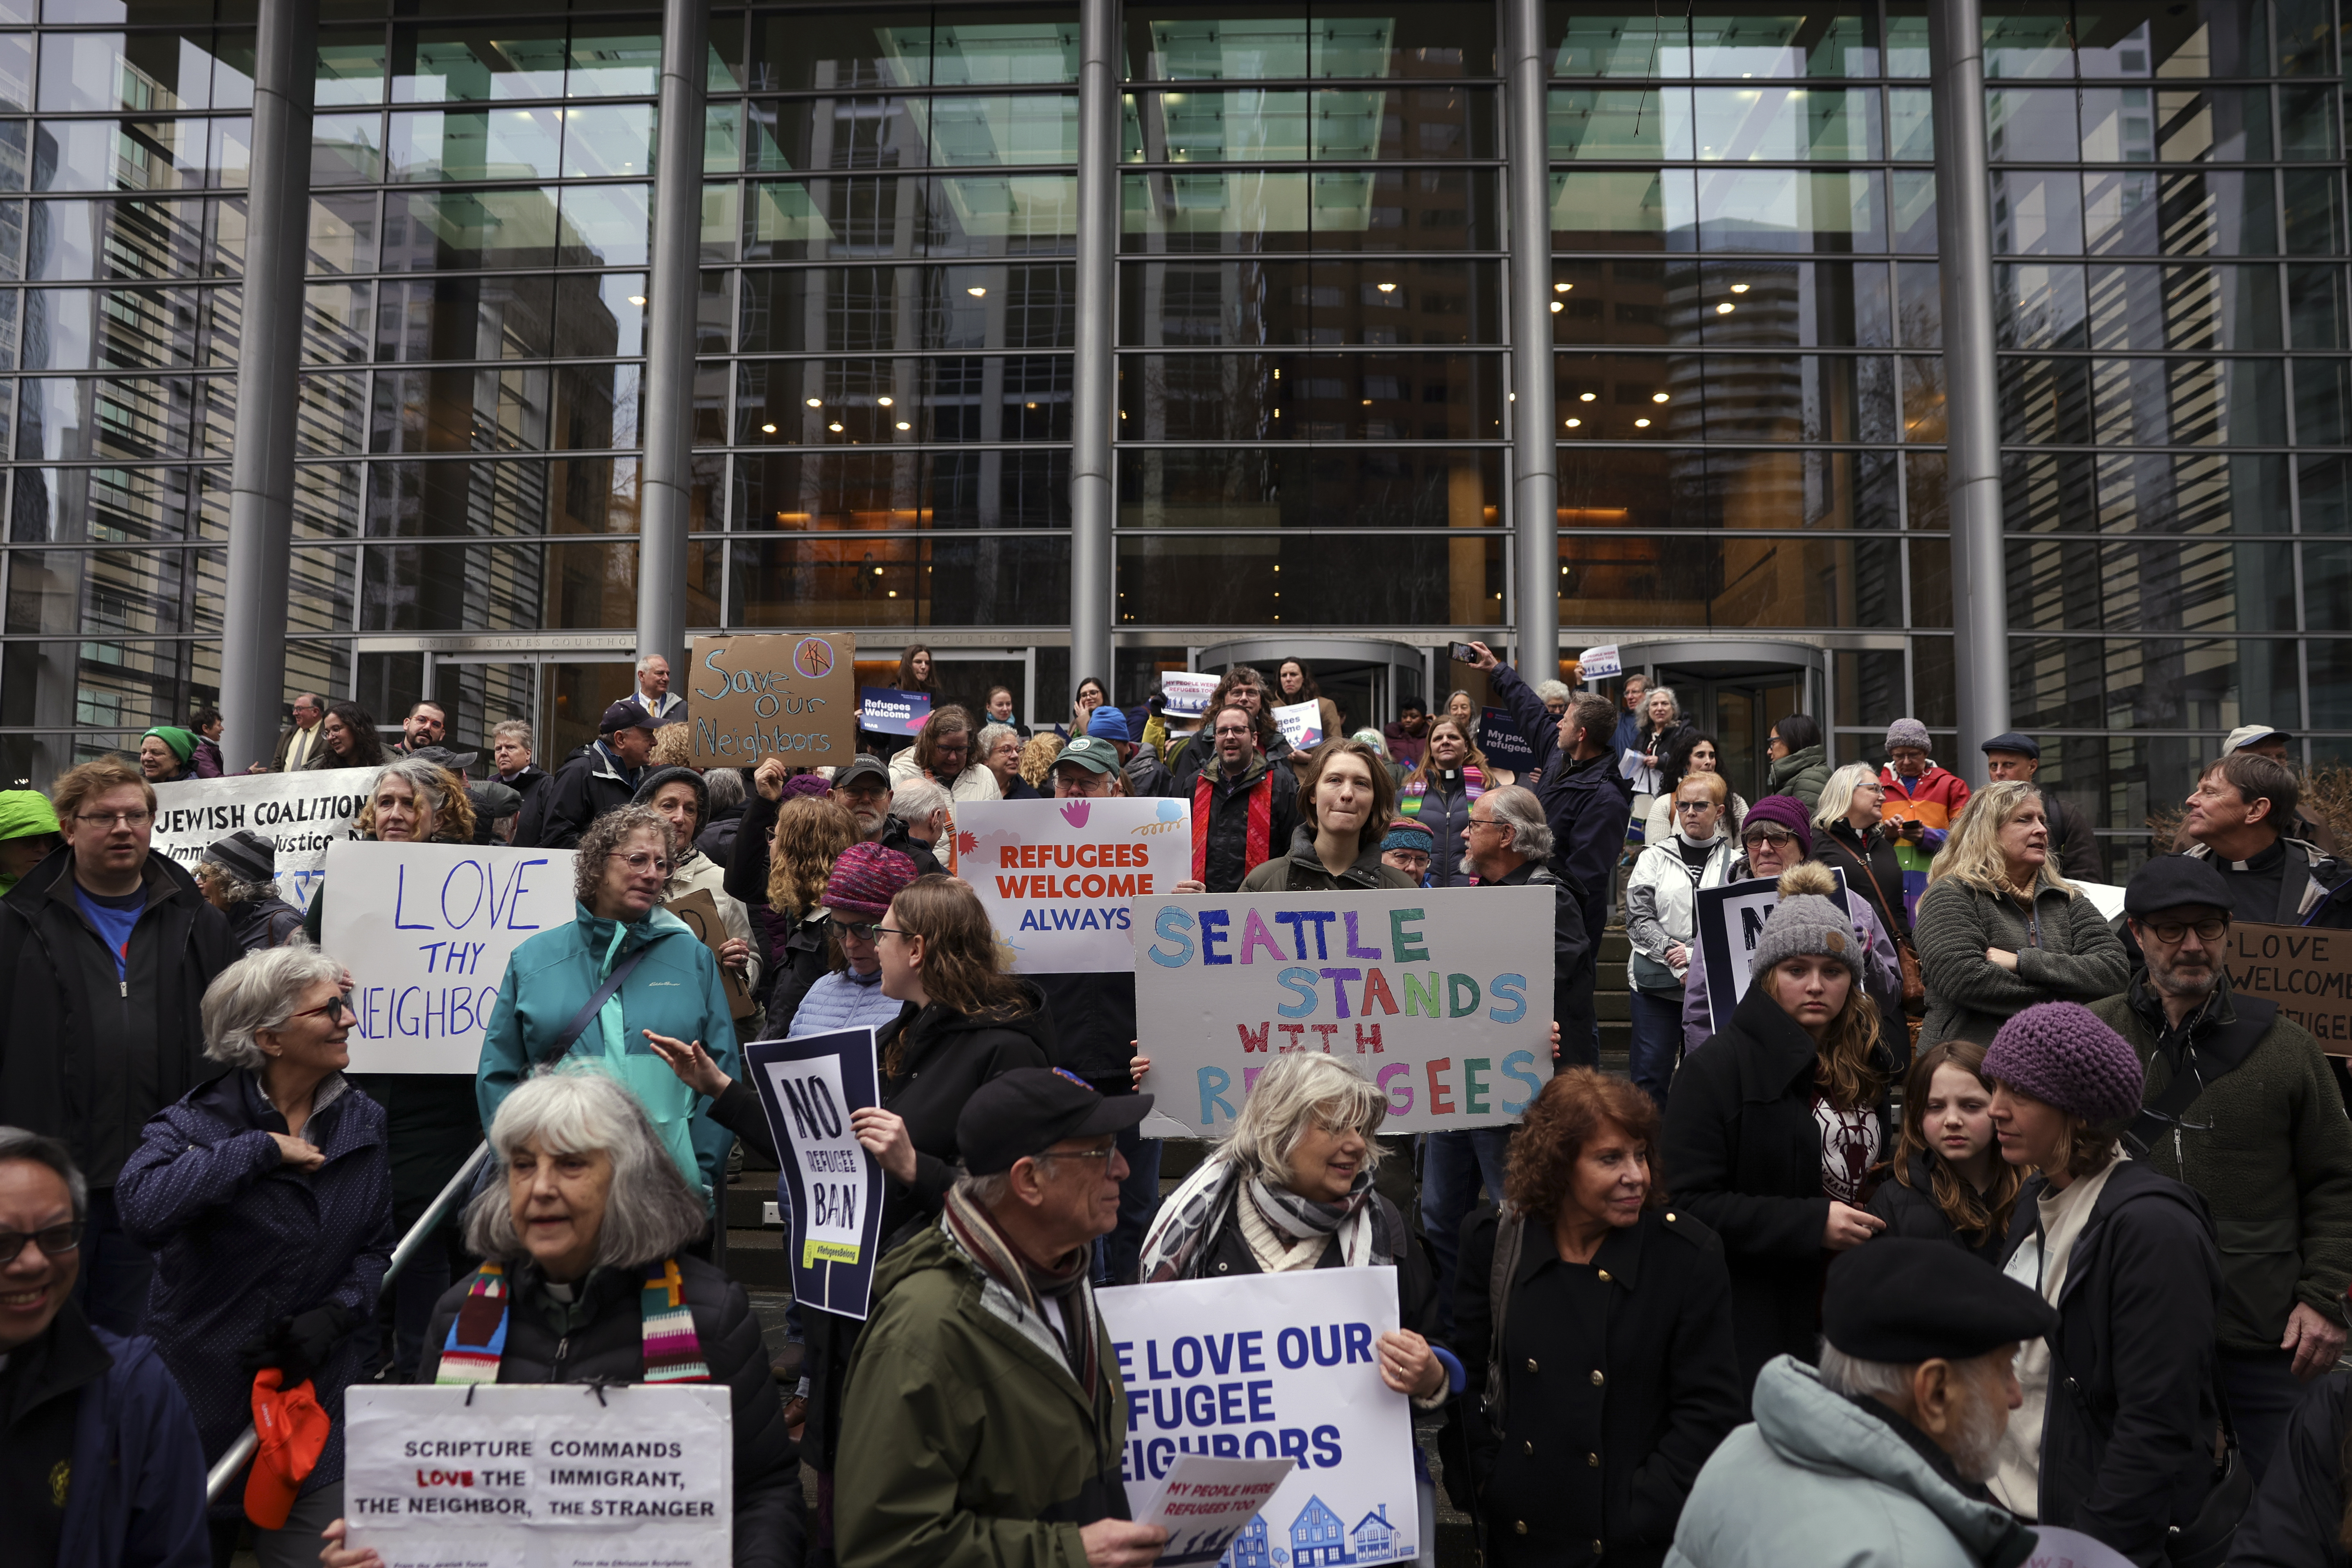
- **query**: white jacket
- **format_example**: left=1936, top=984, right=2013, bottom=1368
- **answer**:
left=886, top=751, right=1002, bottom=802
left=1624, top=832, right=1739, bottom=992
left=665, top=849, right=762, bottom=993
left=1643, top=790, right=1749, bottom=849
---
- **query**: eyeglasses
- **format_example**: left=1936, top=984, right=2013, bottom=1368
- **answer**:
left=1675, top=800, right=1717, bottom=813
left=873, top=926, right=913, bottom=942
left=75, top=810, right=152, bottom=828
left=837, top=921, right=884, bottom=942
left=1466, top=817, right=1503, bottom=832
left=1744, top=828, right=1796, bottom=844
left=0, top=1222, right=83, bottom=1265
left=618, top=851, right=674, bottom=875
left=2147, top=917, right=2229, bottom=944
left=1039, top=1144, right=1116, bottom=1165
left=290, top=990, right=356, bottom=1025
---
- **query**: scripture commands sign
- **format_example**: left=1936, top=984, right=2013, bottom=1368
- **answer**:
left=2225, top=921, right=2352, bottom=1052
left=1134, top=887, right=1554, bottom=1135
left=345, top=1383, right=731, bottom=1568
left=687, top=632, right=857, bottom=765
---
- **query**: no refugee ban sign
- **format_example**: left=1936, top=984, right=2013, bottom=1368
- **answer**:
left=1132, top=887, right=1555, bottom=1136
left=744, top=1029, right=885, bottom=1320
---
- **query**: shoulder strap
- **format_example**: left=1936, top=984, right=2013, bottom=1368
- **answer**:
left=1482, top=1206, right=1525, bottom=1425
left=1842, top=837, right=1904, bottom=935
left=542, top=940, right=659, bottom=1071
left=2126, top=1001, right=2265, bottom=1155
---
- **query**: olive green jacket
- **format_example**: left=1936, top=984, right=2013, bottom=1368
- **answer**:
left=2091, top=977, right=2352, bottom=1352
left=835, top=1218, right=1130, bottom=1568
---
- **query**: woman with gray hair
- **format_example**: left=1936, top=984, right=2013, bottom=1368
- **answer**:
left=476, top=804, right=742, bottom=1211
left=116, top=943, right=392, bottom=1566
left=1135, top=1052, right=1457, bottom=1566
left=316, top=1071, right=804, bottom=1568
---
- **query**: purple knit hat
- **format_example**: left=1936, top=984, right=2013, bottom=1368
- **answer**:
left=818, top=842, right=921, bottom=922
left=1982, top=1002, right=2145, bottom=1128
left=783, top=772, right=835, bottom=800
left=1740, top=794, right=1813, bottom=856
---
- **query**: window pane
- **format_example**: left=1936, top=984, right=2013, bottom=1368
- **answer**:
left=558, top=183, right=650, bottom=267
left=1116, top=445, right=1500, bottom=527
left=745, top=175, right=1079, bottom=261
left=1123, top=168, right=1497, bottom=251
left=387, top=107, right=563, bottom=182
left=1118, top=350, right=1499, bottom=441
left=393, top=25, right=569, bottom=104
left=731, top=448, right=1071, bottom=531
left=1987, top=86, right=2076, bottom=162
left=2155, top=88, right=2271, bottom=163
left=567, top=25, right=658, bottom=98
left=1119, top=531, right=1497, bottom=625
left=316, top=24, right=387, bottom=107
left=561, top=102, right=655, bottom=179
left=729, top=354, right=1072, bottom=446
left=753, top=96, right=928, bottom=172
left=1551, top=169, right=1693, bottom=252
left=733, top=536, right=1068, bottom=626
left=2007, top=536, right=2297, bottom=632
left=923, top=93, right=1079, bottom=166
left=1549, top=10, right=1688, bottom=78
left=752, top=9, right=932, bottom=93
left=1126, top=10, right=1308, bottom=81
left=1549, top=88, right=1691, bottom=161
left=743, top=261, right=1076, bottom=354
left=1697, top=168, right=1883, bottom=253
left=313, top=111, right=385, bottom=185
left=928, top=11, right=1081, bottom=86
left=372, top=273, right=555, bottom=361
left=2003, top=449, right=2287, bottom=535
left=384, top=187, right=562, bottom=271
left=1118, top=257, right=1495, bottom=347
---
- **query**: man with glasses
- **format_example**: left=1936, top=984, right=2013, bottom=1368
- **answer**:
left=528, top=700, right=657, bottom=851
left=1184, top=702, right=1299, bottom=897
left=0, top=1127, right=208, bottom=1563
left=2089, top=854, right=2352, bottom=1481
left=0, top=757, right=233, bottom=1334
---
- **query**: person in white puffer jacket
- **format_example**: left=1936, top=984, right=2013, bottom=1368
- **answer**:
left=1624, top=772, right=1739, bottom=1110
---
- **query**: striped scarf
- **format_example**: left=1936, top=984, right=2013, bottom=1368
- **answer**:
left=1398, top=765, right=1485, bottom=819
left=943, top=1185, right=1100, bottom=1401
left=435, top=1259, right=710, bottom=1385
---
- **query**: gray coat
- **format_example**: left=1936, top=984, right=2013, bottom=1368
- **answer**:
left=1913, top=877, right=2129, bottom=1048
left=1667, top=1356, right=2037, bottom=1568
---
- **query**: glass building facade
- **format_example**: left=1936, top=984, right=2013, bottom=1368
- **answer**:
left=2, top=0, right=2345, bottom=878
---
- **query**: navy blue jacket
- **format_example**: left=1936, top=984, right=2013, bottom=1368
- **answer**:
left=1490, top=663, right=1631, bottom=950
left=115, top=1069, right=393, bottom=1516
left=27, top=1306, right=210, bottom=1568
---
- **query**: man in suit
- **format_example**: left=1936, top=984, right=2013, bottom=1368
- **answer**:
left=263, top=693, right=326, bottom=772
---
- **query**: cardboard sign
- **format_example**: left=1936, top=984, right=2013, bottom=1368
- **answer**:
left=1695, top=869, right=1852, bottom=1034
left=953, top=797, right=1194, bottom=973
left=1136, top=1456, right=1301, bottom=1568
left=319, top=840, right=578, bottom=1073
left=744, top=1030, right=885, bottom=1319
left=1272, top=700, right=1325, bottom=751
left=1475, top=706, right=1533, bottom=771
left=1580, top=643, right=1623, bottom=681
left=858, top=685, right=932, bottom=737
left=2225, top=921, right=2352, bottom=1052
left=344, top=1383, right=731, bottom=1568
left=666, top=888, right=757, bottom=1023
left=151, top=772, right=371, bottom=910
left=1133, top=887, right=1555, bottom=1136
left=1099, top=1268, right=1418, bottom=1568
left=687, top=632, right=857, bottom=765
left=1160, top=672, right=1220, bottom=719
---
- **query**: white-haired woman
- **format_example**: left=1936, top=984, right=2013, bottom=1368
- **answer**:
left=1630, top=685, right=1684, bottom=799
left=1812, top=762, right=1920, bottom=1039
left=1913, top=781, right=2127, bottom=1048
left=116, top=944, right=392, bottom=1567
left=1136, top=1053, right=1456, bottom=1567
left=317, top=1071, right=804, bottom=1568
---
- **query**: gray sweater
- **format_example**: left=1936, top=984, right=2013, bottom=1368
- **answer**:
left=1913, top=877, right=2129, bottom=1048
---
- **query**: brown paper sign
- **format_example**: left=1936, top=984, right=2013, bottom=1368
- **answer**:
left=686, top=631, right=858, bottom=767
left=2224, top=921, right=2352, bottom=1054
left=667, top=887, right=760, bottom=1024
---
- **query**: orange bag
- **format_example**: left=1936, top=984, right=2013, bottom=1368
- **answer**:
left=243, top=1368, right=330, bottom=1529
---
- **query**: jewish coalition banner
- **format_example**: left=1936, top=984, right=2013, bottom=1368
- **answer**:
left=1098, top=1268, right=1418, bottom=1568
left=151, top=772, right=372, bottom=910
left=744, top=1030, right=885, bottom=1320
left=344, top=1383, right=732, bottom=1568
left=953, top=796, right=1193, bottom=973
left=1695, top=869, right=1851, bottom=1034
left=1133, top=887, right=1554, bottom=1135
left=319, top=840, right=577, bottom=1073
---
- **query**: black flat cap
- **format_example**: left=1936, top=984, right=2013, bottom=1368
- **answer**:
left=957, top=1069, right=1153, bottom=1176
left=1822, top=1239, right=2058, bottom=1363
left=1979, top=731, right=2041, bottom=760
left=2124, top=854, right=2236, bottom=919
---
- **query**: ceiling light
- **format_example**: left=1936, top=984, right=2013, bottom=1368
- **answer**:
left=626, top=294, right=646, bottom=306
left=1553, top=282, right=1570, bottom=293
left=828, top=421, right=843, bottom=431
left=873, top=567, right=884, bottom=575
left=1634, top=417, right=1650, bottom=427
left=887, top=590, right=897, bottom=597
left=1564, top=417, right=1580, bottom=427
left=805, top=397, right=822, bottom=407
left=878, top=395, right=893, bottom=406
left=1579, top=392, right=1596, bottom=402
left=896, top=420, right=911, bottom=429
left=1730, top=283, right=1749, bottom=293
left=760, top=422, right=776, bottom=433
left=967, top=286, right=986, bottom=297
left=1026, top=401, right=1037, bottom=408
left=1652, top=392, right=1669, bottom=403
left=1376, top=282, right=1396, bottom=293
left=1362, top=398, right=1372, bottom=406
left=1549, top=301, right=1563, bottom=313
left=1716, top=302, right=1734, bottom=314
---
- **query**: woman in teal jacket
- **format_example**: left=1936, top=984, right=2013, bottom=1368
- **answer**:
left=476, top=803, right=741, bottom=1205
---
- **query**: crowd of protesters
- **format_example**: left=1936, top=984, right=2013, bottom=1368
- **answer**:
left=5, top=653, right=2352, bottom=1568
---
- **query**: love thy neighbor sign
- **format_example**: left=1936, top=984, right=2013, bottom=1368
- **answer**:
left=686, top=631, right=858, bottom=765
left=1133, top=887, right=1555, bottom=1136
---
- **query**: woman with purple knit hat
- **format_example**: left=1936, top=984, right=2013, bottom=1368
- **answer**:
left=1986, top=1001, right=2223, bottom=1566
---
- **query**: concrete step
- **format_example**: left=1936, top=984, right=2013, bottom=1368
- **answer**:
left=723, top=1225, right=794, bottom=1291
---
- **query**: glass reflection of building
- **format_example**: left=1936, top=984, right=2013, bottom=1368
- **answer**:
left=0, top=0, right=2342, bottom=880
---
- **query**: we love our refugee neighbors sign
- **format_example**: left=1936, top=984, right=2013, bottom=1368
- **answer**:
left=1134, top=887, right=1555, bottom=1137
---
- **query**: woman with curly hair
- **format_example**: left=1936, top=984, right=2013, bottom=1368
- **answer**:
left=1866, top=1039, right=2020, bottom=1260
left=1453, top=1069, right=1744, bottom=1566
left=760, top=794, right=858, bottom=1035
left=1016, top=730, right=1065, bottom=790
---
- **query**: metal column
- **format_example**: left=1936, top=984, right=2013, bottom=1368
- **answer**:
left=1504, top=0, right=1559, bottom=678
left=638, top=0, right=708, bottom=672
left=1068, top=0, right=1118, bottom=699
left=1930, top=0, right=2010, bottom=778
left=217, top=0, right=315, bottom=772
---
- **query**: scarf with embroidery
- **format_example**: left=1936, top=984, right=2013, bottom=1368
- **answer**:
left=1136, top=1155, right=1385, bottom=1284
left=1397, top=765, right=1486, bottom=821
left=435, top=1259, right=710, bottom=1384
left=943, top=1184, right=1100, bottom=1400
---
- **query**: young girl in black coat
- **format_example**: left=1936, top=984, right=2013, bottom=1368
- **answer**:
left=1868, top=1040, right=2022, bottom=1262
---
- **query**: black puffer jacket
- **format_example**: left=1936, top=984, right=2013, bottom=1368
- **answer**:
left=1490, top=663, right=1628, bottom=950
left=1865, top=1149, right=2010, bottom=1262
left=226, top=893, right=306, bottom=953
left=1999, top=1160, right=2220, bottom=1567
left=418, top=1253, right=804, bottom=1568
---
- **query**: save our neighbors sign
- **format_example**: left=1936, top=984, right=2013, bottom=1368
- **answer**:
left=686, top=631, right=858, bottom=765
left=1133, top=887, right=1555, bottom=1136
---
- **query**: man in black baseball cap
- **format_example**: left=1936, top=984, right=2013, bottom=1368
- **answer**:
left=1672, top=1240, right=2056, bottom=1568
left=836, top=1069, right=1165, bottom=1568
left=528, top=699, right=656, bottom=849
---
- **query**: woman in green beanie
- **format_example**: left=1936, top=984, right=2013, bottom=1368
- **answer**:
left=138, top=725, right=198, bottom=784
left=0, top=789, right=61, bottom=894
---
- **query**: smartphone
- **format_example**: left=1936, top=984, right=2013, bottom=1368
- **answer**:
left=1448, top=640, right=1480, bottom=663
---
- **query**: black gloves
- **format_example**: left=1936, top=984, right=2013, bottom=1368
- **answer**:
left=240, top=1302, right=362, bottom=1386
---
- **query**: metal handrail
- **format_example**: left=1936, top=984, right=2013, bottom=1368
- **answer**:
left=203, top=1141, right=492, bottom=1504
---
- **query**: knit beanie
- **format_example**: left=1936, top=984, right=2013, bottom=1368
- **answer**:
left=202, top=828, right=277, bottom=886
left=783, top=772, right=835, bottom=800
left=142, top=725, right=196, bottom=764
left=0, top=790, right=60, bottom=843
left=1740, top=794, right=1813, bottom=856
left=1748, top=862, right=1857, bottom=979
left=1885, top=717, right=1931, bottom=751
left=1982, top=1002, right=2145, bottom=1129
left=819, top=841, right=921, bottom=921
left=1381, top=820, right=1434, bottom=854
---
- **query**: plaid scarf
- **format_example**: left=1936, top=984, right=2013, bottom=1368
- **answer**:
left=943, top=1185, right=1100, bottom=1400
left=435, top=1259, right=710, bottom=1385
left=1136, top=1155, right=1385, bottom=1283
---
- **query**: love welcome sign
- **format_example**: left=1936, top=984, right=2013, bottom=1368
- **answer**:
left=687, top=631, right=857, bottom=765
left=1133, top=887, right=1555, bottom=1135
left=953, top=796, right=1193, bottom=973
left=319, top=840, right=578, bottom=1073
left=2225, top=921, right=2352, bottom=1051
